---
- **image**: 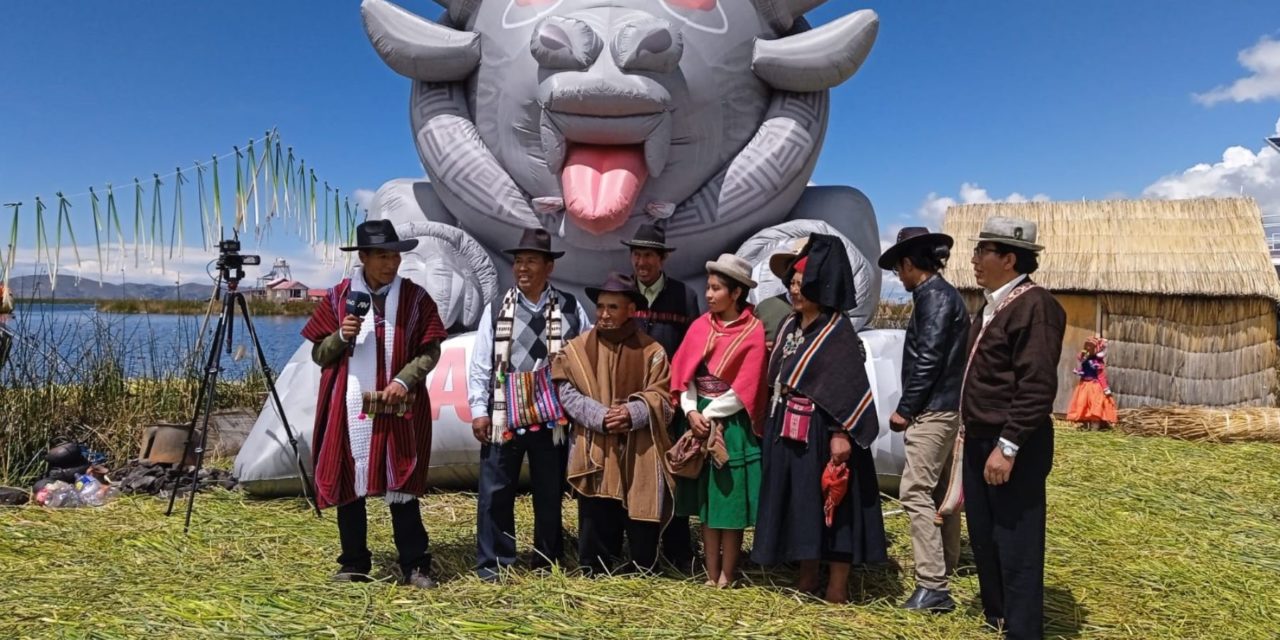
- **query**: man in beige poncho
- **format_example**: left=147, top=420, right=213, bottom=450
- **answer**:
left=551, top=271, right=675, bottom=576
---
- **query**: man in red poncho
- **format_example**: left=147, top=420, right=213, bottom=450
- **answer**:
left=302, top=219, right=448, bottom=588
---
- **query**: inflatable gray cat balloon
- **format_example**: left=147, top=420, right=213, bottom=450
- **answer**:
left=363, top=0, right=883, bottom=328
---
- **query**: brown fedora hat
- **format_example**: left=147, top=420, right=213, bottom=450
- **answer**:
left=586, top=271, right=648, bottom=310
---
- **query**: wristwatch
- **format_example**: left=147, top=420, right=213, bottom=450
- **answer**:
left=1000, top=443, right=1018, bottom=458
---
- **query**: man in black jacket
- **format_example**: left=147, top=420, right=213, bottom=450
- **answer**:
left=623, top=223, right=701, bottom=570
left=879, top=227, right=971, bottom=613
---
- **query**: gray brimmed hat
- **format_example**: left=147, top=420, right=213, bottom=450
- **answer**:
left=971, top=216, right=1044, bottom=252
left=705, top=253, right=757, bottom=289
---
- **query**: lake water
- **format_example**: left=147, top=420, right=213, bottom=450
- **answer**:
left=1, top=302, right=309, bottom=383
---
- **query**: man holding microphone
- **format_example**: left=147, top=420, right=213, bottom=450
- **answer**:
left=303, top=219, right=449, bottom=588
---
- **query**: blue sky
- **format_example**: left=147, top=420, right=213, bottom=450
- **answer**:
left=1, top=0, right=1278, bottom=289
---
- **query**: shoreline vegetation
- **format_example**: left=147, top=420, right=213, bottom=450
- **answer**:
left=0, top=304, right=269, bottom=484
left=94, top=298, right=316, bottom=316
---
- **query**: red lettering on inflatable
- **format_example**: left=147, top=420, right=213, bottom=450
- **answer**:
left=667, top=0, right=716, bottom=10
left=428, top=347, right=472, bottom=423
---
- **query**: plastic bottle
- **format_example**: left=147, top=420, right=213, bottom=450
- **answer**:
left=38, top=481, right=80, bottom=508
left=75, top=473, right=104, bottom=507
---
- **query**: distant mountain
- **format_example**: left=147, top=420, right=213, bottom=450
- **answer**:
left=5, top=275, right=218, bottom=301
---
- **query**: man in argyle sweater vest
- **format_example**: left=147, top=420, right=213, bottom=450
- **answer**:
left=467, top=229, right=592, bottom=581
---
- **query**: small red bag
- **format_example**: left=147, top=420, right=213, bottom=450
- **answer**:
left=781, top=396, right=814, bottom=443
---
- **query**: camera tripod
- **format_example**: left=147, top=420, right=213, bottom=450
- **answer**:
left=166, top=238, right=321, bottom=533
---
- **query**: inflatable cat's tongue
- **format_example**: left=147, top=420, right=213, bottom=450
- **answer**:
left=560, top=145, right=648, bottom=236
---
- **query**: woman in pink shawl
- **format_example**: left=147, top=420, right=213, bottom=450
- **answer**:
left=670, top=254, right=767, bottom=588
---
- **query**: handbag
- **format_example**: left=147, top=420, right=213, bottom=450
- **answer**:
left=665, top=431, right=706, bottom=479
left=780, top=395, right=814, bottom=443
left=504, top=365, right=566, bottom=435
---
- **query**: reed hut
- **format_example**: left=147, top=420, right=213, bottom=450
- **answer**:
left=942, top=198, right=1280, bottom=412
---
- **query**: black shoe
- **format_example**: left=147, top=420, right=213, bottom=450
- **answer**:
left=332, top=566, right=372, bottom=583
left=403, top=568, right=438, bottom=589
left=901, top=586, right=956, bottom=613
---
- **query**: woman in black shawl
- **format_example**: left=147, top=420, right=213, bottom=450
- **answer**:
left=751, top=234, right=889, bottom=604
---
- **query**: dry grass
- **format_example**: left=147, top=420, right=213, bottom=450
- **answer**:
left=1113, top=406, right=1280, bottom=443
left=3, top=426, right=1279, bottom=639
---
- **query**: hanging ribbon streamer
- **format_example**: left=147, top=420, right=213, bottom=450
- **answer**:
left=233, top=146, right=246, bottom=233
left=267, top=131, right=280, bottom=223
left=56, top=192, right=84, bottom=280
left=309, top=168, right=318, bottom=247
left=3, top=202, right=19, bottom=297
left=246, top=138, right=260, bottom=232
left=106, top=184, right=126, bottom=260
left=1, top=130, right=365, bottom=286
left=195, top=163, right=210, bottom=251
left=334, top=188, right=343, bottom=265
left=171, top=167, right=186, bottom=259
left=35, top=197, right=54, bottom=288
left=323, top=182, right=332, bottom=262
left=278, top=140, right=290, bottom=225
left=133, top=179, right=144, bottom=268
left=282, top=146, right=295, bottom=226
left=89, top=188, right=106, bottom=284
left=212, top=155, right=224, bottom=239
left=150, top=174, right=165, bottom=271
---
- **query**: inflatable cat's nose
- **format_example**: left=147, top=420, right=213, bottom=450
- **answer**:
left=612, top=17, right=683, bottom=74
left=530, top=16, right=603, bottom=71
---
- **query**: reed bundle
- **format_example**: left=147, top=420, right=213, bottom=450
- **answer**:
left=1115, top=406, right=1280, bottom=443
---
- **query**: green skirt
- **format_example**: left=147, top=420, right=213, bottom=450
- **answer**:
left=674, top=396, right=762, bottom=529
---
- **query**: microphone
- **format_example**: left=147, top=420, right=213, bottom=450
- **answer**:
left=344, top=291, right=372, bottom=356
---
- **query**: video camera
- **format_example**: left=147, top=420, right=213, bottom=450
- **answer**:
left=215, top=234, right=261, bottom=282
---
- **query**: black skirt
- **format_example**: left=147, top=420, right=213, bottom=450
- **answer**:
left=751, top=399, right=888, bottom=566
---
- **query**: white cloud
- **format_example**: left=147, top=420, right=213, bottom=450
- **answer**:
left=352, top=188, right=377, bottom=213
left=913, top=182, right=1050, bottom=228
left=1142, top=118, right=1280, bottom=234
left=1194, top=36, right=1280, bottom=106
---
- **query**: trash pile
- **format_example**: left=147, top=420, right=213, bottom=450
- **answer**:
left=23, top=440, right=239, bottom=508
left=110, top=459, right=238, bottom=496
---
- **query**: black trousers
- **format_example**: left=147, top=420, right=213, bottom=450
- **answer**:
left=577, top=496, right=661, bottom=576
left=963, top=426, right=1054, bottom=640
left=336, top=497, right=430, bottom=576
left=661, top=515, right=694, bottom=566
left=475, top=429, right=567, bottom=580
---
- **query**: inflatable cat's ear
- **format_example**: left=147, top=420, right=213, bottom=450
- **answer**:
left=361, top=0, right=481, bottom=82
left=751, top=8, right=879, bottom=93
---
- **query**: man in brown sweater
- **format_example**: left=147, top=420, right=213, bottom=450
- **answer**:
left=962, top=216, right=1065, bottom=639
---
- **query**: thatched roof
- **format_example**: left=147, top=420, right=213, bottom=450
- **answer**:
left=942, top=198, right=1280, bottom=302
